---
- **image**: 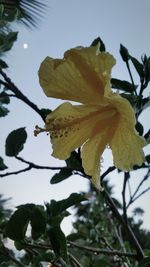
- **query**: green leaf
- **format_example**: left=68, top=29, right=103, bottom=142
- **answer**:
left=14, top=241, right=26, bottom=251
left=48, top=226, right=68, bottom=261
left=30, top=206, right=46, bottom=239
left=120, top=44, right=129, bottom=62
left=146, top=155, right=150, bottom=164
left=138, top=257, right=150, bottom=267
left=66, top=151, right=83, bottom=171
left=0, top=156, right=8, bottom=170
left=40, top=108, right=51, bottom=119
left=4, top=8, right=19, bottom=22
left=5, top=127, right=27, bottom=157
left=135, top=121, right=144, bottom=136
left=50, top=168, right=72, bottom=184
left=5, top=207, right=30, bottom=240
left=0, top=32, right=18, bottom=53
left=0, top=92, right=10, bottom=104
left=5, top=204, right=46, bottom=241
left=0, top=104, right=9, bottom=117
left=0, top=59, right=8, bottom=69
left=111, top=78, right=135, bottom=93
left=129, top=55, right=144, bottom=79
left=6, top=32, right=18, bottom=43
left=91, top=36, right=106, bottom=52
left=50, top=193, right=86, bottom=216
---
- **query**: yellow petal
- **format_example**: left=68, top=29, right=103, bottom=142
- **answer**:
left=110, top=120, right=146, bottom=170
left=81, top=133, right=107, bottom=190
left=38, top=46, right=115, bottom=105
left=45, top=102, right=106, bottom=159
left=39, top=57, right=103, bottom=104
left=65, top=45, right=116, bottom=95
left=108, top=94, right=146, bottom=170
left=65, top=45, right=116, bottom=77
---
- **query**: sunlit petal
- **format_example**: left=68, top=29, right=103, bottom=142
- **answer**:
left=39, top=51, right=105, bottom=104
left=45, top=102, right=108, bottom=159
left=81, top=133, right=107, bottom=190
left=109, top=94, right=146, bottom=170
left=110, top=120, right=146, bottom=170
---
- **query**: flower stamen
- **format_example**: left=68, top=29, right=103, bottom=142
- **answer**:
left=34, top=125, right=46, bottom=136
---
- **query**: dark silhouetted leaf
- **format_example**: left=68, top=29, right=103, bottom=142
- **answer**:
left=120, top=44, right=129, bottom=62
left=0, top=59, right=8, bottom=68
left=0, top=92, right=10, bottom=104
left=51, top=168, right=72, bottom=184
left=2, top=0, right=47, bottom=28
left=129, top=55, right=144, bottom=79
left=6, top=32, right=18, bottom=43
left=5, top=207, right=30, bottom=240
left=50, top=193, right=86, bottom=216
left=0, top=32, right=18, bottom=53
left=30, top=206, right=46, bottom=239
left=66, top=151, right=83, bottom=171
left=111, top=78, right=135, bottom=93
left=40, top=108, right=51, bottom=120
left=91, top=36, right=106, bottom=52
left=6, top=204, right=46, bottom=241
left=146, top=155, right=150, bottom=164
left=5, top=127, right=27, bottom=156
left=0, top=156, right=8, bottom=170
left=0, top=104, right=9, bottom=117
left=135, top=121, right=144, bottom=136
left=48, top=226, right=68, bottom=261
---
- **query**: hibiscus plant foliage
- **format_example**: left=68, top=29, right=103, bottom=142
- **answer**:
left=0, top=8, right=150, bottom=267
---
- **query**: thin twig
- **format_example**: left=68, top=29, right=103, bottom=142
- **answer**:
left=127, top=168, right=150, bottom=208
left=101, top=166, right=116, bottom=181
left=0, top=155, right=71, bottom=178
left=69, top=253, right=84, bottom=267
left=122, top=172, right=130, bottom=223
left=127, top=178, right=132, bottom=200
left=131, top=187, right=150, bottom=203
left=0, top=166, right=32, bottom=177
left=68, top=241, right=137, bottom=259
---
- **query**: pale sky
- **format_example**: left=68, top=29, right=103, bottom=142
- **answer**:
left=0, top=0, right=150, bottom=233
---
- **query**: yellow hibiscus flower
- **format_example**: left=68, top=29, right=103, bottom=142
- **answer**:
left=36, top=44, right=146, bottom=190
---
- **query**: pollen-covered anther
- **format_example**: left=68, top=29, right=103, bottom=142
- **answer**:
left=34, top=125, right=46, bottom=137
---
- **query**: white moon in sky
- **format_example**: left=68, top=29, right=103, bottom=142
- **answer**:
left=23, top=43, right=28, bottom=49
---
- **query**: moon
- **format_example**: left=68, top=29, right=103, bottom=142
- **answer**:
left=23, top=43, right=28, bottom=49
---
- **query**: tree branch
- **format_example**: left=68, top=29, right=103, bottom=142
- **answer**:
left=0, top=68, right=45, bottom=121
left=1, top=244, right=25, bottom=267
left=68, top=241, right=137, bottom=259
left=101, top=166, right=116, bottom=181
left=103, top=188, right=144, bottom=261
left=0, top=166, right=32, bottom=177
left=69, top=253, right=84, bottom=267
left=122, top=172, right=130, bottom=223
